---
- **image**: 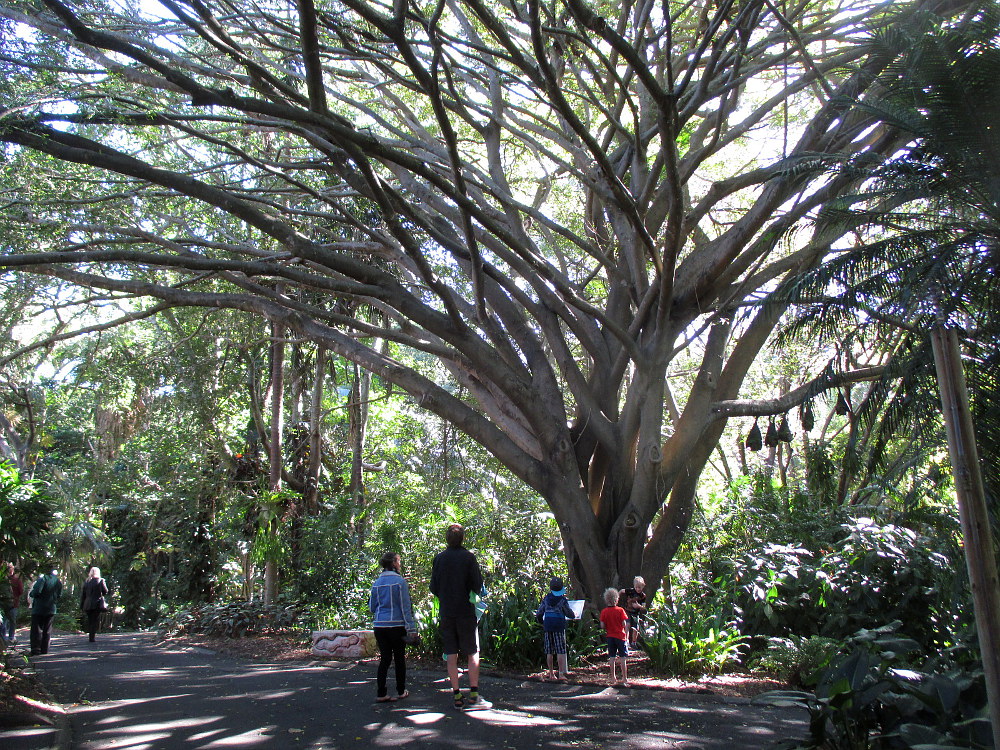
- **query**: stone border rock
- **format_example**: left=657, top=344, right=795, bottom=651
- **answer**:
left=311, top=630, right=377, bottom=658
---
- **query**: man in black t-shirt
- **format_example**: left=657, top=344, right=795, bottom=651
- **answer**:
left=430, top=524, right=486, bottom=709
left=621, top=576, right=647, bottom=648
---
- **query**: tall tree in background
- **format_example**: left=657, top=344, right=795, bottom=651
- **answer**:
left=0, top=0, right=974, bottom=599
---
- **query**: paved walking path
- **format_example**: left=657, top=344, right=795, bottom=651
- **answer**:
left=4, top=631, right=807, bottom=749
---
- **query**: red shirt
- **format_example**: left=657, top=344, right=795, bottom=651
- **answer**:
left=600, top=605, right=627, bottom=640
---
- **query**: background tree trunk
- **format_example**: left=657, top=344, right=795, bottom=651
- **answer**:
left=264, top=319, right=285, bottom=606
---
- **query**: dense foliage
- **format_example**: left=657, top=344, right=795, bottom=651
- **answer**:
left=0, top=4, right=996, bottom=747
left=0, top=461, right=55, bottom=565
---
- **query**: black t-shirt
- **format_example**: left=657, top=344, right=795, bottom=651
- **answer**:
left=429, top=546, right=483, bottom=618
left=622, top=587, right=646, bottom=614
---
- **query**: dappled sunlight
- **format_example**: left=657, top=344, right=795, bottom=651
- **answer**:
left=398, top=711, right=447, bottom=725
left=216, top=688, right=301, bottom=700
left=464, top=708, right=564, bottom=727
left=198, top=729, right=279, bottom=747
left=70, top=695, right=200, bottom=719
left=31, top=633, right=806, bottom=748
left=119, top=668, right=197, bottom=679
left=98, top=718, right=228, bottom=735
left=188, top=729, right=230, bottom=742
left=366, top=720, right=443, bottom=746
left=86, top=731, right=173, bottom=748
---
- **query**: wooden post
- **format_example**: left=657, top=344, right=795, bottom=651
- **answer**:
left=930, top=324, right=1000, bottom=747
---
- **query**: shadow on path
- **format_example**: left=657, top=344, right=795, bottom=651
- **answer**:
left=30, top=631, right=807, bottom=749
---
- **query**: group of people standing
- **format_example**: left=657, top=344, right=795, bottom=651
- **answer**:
left=368, top=523, right=488, bottom=709
left=368, top=523, right=651, bottom=706
left=535, top=573, right=647, bottom=686
left=0, top=561, right=110, bottom=654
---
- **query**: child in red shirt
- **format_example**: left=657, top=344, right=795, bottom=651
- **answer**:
left=599, top=587, right=629, bottom=685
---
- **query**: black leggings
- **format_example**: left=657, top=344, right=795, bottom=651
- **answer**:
left=85, top=609, right=101, bottom=640
left=374, top=626, right=407, bottom=697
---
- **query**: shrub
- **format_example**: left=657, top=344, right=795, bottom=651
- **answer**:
left=643, top=601, right=747, bottom=676
left=159, top=600, right=314, bottom=638
left=480, top=587, right=545, bottom=670
left=748, top=635, right=841, bottom=686
left=408, top=581, right=600, bottom=671
left=713, top=517, right=965, bottom=650
left=755, top=623, right=991, bottom=750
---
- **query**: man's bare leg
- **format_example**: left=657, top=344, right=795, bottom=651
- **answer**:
left=467, top=652, right=480, bottom=688
left=447, top=653, right=460, bottom=690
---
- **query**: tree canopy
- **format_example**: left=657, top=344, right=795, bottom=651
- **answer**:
left=0, top=0, right=977, bottom=598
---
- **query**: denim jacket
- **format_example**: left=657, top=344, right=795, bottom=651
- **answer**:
left=369, top=570, right=416, bottom=630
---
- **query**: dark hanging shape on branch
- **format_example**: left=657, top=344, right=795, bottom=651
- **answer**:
left=801, top=401, right=815, bottom=432
left=746, top=419, right=762, bottom=451
left=777, top=415, right=793, bottom=443
left=765, top=418, right=779, bottom=447
left=834, top=390, right=850, bottom=415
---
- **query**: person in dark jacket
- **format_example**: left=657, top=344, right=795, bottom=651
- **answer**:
left=0, top=563, right=14, bottom=644
left=3, top=562, right=23, bottom=643
left=429, top=523, right=485, bottom=709
left=28, top=563, right=62, bottom=655
left=368, top=552, right=417, bottom=703
left=80, top=566, right=109, bottom=643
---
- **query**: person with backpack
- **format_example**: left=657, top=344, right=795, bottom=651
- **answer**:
left=534, top=576, right=577, bottom=682
left=28, top=562, right=63, bottom=656
left=80, top=566, right=109, bottom=643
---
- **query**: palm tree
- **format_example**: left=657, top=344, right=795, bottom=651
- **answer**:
left=782, top=2, right=1000, bottom=738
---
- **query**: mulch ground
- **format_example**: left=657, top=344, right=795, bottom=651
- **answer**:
left=1, top=647, right=66, bottom=728
left=158, top=632, right=788, bottom=699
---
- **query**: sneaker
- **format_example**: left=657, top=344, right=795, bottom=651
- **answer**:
left=453, top=693, right=465, bottom=710
left=464, top=695, right=492, bottom=710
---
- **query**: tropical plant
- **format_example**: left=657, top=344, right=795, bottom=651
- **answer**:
left=642, top=600, right=748, bottom=676
left=749, top=636, right=841, bottom=687
left=479, top=586, right=547, bottom=671
left=708, top=512, right=965, bottom=650
left=756, top=623, right=992, bottom=750
left=777, top=1, right=1000, bottom=507
left=0, top=460, right=55, bottom=563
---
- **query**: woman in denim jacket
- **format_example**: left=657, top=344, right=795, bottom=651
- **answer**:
left=368, top=551, right=417, bottom=702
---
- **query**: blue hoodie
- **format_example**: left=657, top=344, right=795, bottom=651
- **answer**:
left=369, top=570, right=416, bottom=630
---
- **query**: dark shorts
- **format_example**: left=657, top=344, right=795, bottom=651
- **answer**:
left=440, top=613, right=479, bottom=656
left=543, top=629, right=567, bottom=655
left=606, top=637, right=627, bottom=659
